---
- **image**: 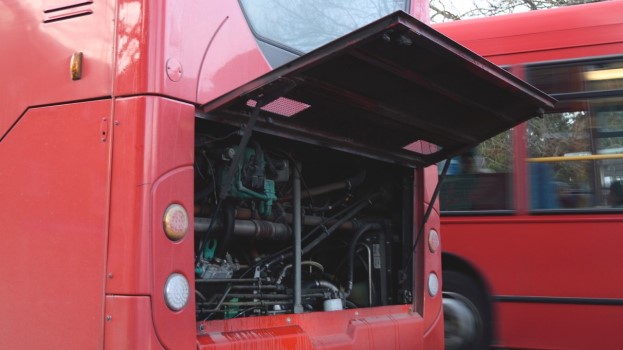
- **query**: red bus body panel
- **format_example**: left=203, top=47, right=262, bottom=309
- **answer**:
left=113, top=0, right=271, bottom=105
left=0, top=1, right=114, bottom=140
left=196, top=305, right=424, bottom=349
left=0, top=100, right=111, bottom=349
left=442, top=215, right=623, bottom=349
left=435, top=1, right=623, bottom=349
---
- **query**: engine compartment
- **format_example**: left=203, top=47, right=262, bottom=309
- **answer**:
left=194, top=120, right=415, bottom=321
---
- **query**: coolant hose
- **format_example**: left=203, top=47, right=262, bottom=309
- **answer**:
left=302, top=192, right=381, bottom=255
left=302, top=279, right=340, bottom=296
left=345, top=223, right=382, bottom=297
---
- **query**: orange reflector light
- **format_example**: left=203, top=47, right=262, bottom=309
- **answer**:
left=70, top=52, right=83, bottom=80
left=428, top=229, right=440, bottom=253
left=163, top=204, right=189, bottom=241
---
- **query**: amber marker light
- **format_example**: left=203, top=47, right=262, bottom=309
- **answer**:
left=163, top=203, right=189, bottom=241
left=70, top=52, right=83, bottom=80
left=428, top=229, right=440, bottom=253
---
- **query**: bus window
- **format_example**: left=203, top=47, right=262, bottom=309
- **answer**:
left=527, top=97, right=623, bottom=210
left=240, top=0, right=408, bottom=53
left=585, top=61, right=623, bottom=91
left=527, top=59, right=623, bottom=94
left=440, top=130, right=513, bottom=212
left=526, top=57, right=623, bottom=211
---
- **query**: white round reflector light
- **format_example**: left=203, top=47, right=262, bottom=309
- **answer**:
left=164, top=273, right=190, bottom=311
left=428, top=272, right=439, bottom=297
left=428, top=229, right=440, bottom=253
left=163, top=204, right=189, bottom=241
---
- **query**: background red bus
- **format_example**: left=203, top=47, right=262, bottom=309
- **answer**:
left=0, top=0, right=552, bottom=349
left=435, top=1, right=623, bottom=349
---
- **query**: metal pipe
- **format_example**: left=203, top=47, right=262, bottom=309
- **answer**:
left=276, top=261, right=325, bottom=285
left=293, top=162, right=303, bottom=314
left=194, top=218, right=292, bottom=240
left=303, top=195, right=381, bottom=256
left=314, top=280, right=340, bottom=294
left=233, top=208, right=356, bottom=230
left=345, top=223, right=382, bottom=296
left=357, top=243, right=373, bottom=307
left=196, top=278, right=266, bottom=283
left=279, top=171, right=366, bottom=201
left=231, top=285, right=280, bottom=290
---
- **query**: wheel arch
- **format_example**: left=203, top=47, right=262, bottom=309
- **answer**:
left=442, top=252, right=497, bottom=342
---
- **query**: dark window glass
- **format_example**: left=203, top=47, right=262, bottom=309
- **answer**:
left=527, top=59, right=623, bottom=94
left=240, top=0, right=408, bottom=53
left=527, top=97, right=623, bottom=209
left=440, top=131, right=513, bottom=212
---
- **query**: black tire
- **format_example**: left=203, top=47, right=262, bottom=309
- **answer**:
left=442, top=271, right=492, bottom=350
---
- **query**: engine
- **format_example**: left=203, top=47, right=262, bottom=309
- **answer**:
left=193, top=122, right=414, bottom=320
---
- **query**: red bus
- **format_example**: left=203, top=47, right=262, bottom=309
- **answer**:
left=0, top=1, right=551, bottom=349
left=435, top=1, right=623, bottom=349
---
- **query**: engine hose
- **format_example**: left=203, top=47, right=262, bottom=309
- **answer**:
left=238, top=192, right=377, bottom=278
left=345, top=223, right=383, bottom=297
left=302, top=279, right=340, bottom=298
left=302, top=192, right=381, bottom=255
left=262, top=192, right=380, bottom=269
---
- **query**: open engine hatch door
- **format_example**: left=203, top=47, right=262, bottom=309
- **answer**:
left=199, top=11, right=555, bottom=168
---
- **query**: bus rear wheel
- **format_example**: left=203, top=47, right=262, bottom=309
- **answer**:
left=442, top=271, right=492, bottom=350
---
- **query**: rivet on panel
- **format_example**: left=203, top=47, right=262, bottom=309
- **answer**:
left=166, top=58, right=183, bottom=82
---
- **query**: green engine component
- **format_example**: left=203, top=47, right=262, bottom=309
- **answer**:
left=202, top=239, right=217, bottom=260
left=224, top=298, right=240, bottom=319
left=195, top=240, right=218, bottom=275
left=220, top=147, right=277, bottom=217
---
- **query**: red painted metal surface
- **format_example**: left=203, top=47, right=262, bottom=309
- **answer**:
left=420, top=166, right=444, bottom=330
left=107, top=96, right=196, bottom=349
left=150, top=168, right=196, bottom=349
left=443, top=215, right=623, bottom=298
left=0, top=0, right=114, bottom=140
left=496, top=302, right=623, bottom=349
left=442, top=215, right=623, bottom=349
left=0, top=100, right=111, bottom=348
left=434, top=1, right=623, bottom=66
left=104, top=295, right=165, bottom=350
left=106, top=96, right=195, bottom=295
left=197, top=305, right=424, bottom=350
left=113, top=0, right=271, bottom=105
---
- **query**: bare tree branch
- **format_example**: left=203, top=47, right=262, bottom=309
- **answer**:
left=430, top=3, right=461, bottom=21
left=431, top=0, right=607, bottom=22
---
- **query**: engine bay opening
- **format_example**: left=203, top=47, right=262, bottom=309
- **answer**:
left=193, top=119, right=416, bottom=321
